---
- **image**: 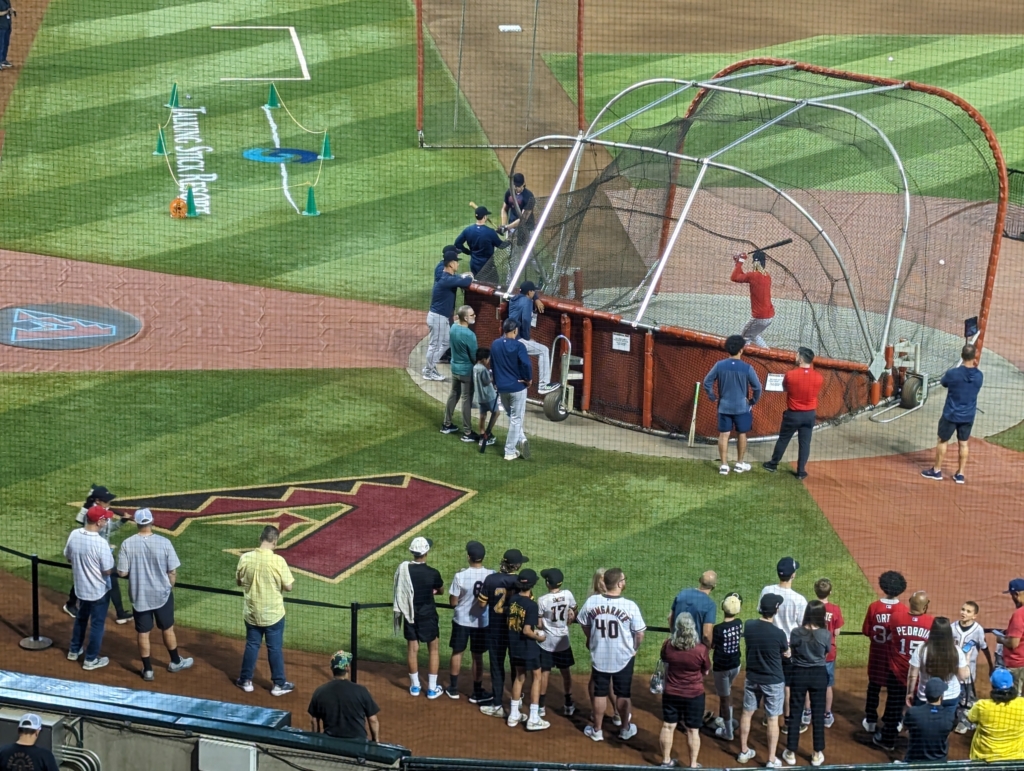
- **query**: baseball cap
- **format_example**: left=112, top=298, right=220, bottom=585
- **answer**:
left=777, top=557, right=799, bottom=577
left=520, top=280, right=537, bottom=294
left=752, top=250, right=767, bottom=266
left=443, top=254, right=461, bottom=266
left=90, top=485, right=116, bottom=503
left=516, top=569, right=539, bottom=590
left=541, top=568, right=564, bottom=587
left=1004, top=578, right=1024, bottom=594
left=466, top=541, right=486, bottom=561
left=512, top=172, right=525, bottom=186
left=503, top=548, right=529, bottom=565
left=409, top=536, right=432, bottom=555
left=442, top=244, right=459, bottom=255
left=134, top=508, right=154, bottom=526
left=475, top=205, right=491, bottom=218
left=330, top=649, right=352, bottom=672
left=18, top=714, right=42, bottom=731
left=759, top=593, right=784, bottom=615
left=722, top=593, right=742, bottom=616
left=86, top=505, right=113, bottom=523
left=924, top=677, right=946, bottom=701
left=991, top=667, right=1015, bottom=690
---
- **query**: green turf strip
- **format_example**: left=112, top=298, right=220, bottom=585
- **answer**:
left=0, top=368, right=873, bottom=668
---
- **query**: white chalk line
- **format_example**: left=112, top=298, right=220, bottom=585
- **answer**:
left=262, top=105, right=301, bottom=214
left=211, top=26, right=311, bottom=81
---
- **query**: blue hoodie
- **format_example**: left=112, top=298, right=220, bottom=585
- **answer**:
left=940, top=364, right=983, bottom=422
left=489, top=335, right=532, bottom=393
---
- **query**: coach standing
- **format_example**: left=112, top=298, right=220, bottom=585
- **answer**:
left=423, top=255, right=473, bottom=382
left=236, top=526, right=295, bottom=696
left=0, top=0, right=12, bottom=71
left=117, top=508, right=193, bottom=681
left=763, top=347, right=824, bottom=480
left=491, top=319, right=533, bottom=461
left=456, top=206, right=509, bottom=277
left=921, top=343, right=983, bottom=484
left=703, top=334, right=762, bottom=475
left=65, top=506, right=116, bottom=671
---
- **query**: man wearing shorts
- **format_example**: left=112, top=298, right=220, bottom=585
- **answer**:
left=703, top=334, right=762, bottom=475
left=446, top=541, right=494, bottom=702
left=577, top=567, right=646, bottom=743
left=737, top=593, right=790, bottom=767
left=760, top=557, right=808, bottom=731
left=393, top=537, right=444, bottom=698
left=117, top=509, right=193, bottom=681
left=921, top=343, right=983, bottom=484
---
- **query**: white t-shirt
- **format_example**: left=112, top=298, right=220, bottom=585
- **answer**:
left=64, top=529, right=114, bottom=602
left=760, top=584, right=808, bottom=639
left=953, top=620, right=988, bottom=682
left=538, top=589, right=577, bottom=652
left=909, top=645, right=967, bottom=702
left=577, top=594, right=646, bottom=673
left=448, top=566, right=494, bottom=628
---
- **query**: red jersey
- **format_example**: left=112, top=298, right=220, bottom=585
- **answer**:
left=862, top=598, right=901, bottom=685
left=731, top=262, right=774, bottom=319
left=784, top=367, right=824, bottom=411
left=1004, top=605, right=1024, bottom=668
left=888, top=605, right=934, bottom=685
left=823, top=601, right=844, bottom=663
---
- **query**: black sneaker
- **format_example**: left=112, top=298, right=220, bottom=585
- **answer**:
left=445, top=686, right=460, bottom=699
left=762, top=462, right=777, bottom=473
left=461, top=431, right=481, bottom=442
left=440, top=423, right=459, bottom=434
left=469, top=690, right=493, bottom=704
left=0, top=61, right=12, bottom=69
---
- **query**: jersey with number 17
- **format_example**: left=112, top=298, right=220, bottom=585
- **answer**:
left=577, top=594, right=646, bottom=674
left=888, top=605, right=934, bottom=685
left=538, top=589, right=577, bottom=652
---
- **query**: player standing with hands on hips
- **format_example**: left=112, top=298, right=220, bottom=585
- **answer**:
left=732, top=249, right=775, bottom=348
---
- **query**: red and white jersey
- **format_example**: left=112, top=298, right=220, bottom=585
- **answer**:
left=823, top=601, right=845, bottom=664
left=577, top=594, right=646, bottom=674
left=538, top=589, right=577, bottom=653
left=888, top=605, right=934, bottom=685
left=862, top=598, right=901, bottom=684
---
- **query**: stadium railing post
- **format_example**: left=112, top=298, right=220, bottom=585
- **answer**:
left=19, top=555, right=53, bottom=651
left=350, top=602, right=360, bottom=683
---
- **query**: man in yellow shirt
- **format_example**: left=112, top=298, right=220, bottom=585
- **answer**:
left=235, top=526, right=295, bottom=696
left=967, top=668, right=1024, bottom=762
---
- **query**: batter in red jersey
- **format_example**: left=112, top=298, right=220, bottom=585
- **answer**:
left=876, top=591, right=934, bottom=751
left=861, top=571, right=907, bottom=734
left=731, top=250, right=774, bottom=348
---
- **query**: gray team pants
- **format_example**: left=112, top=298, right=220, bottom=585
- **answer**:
left=740, top=316, right=773, bottom=348
left=423, top=311, right=450, bottom=375
left=500, top=390, right=527, bottom=457
left=444, top=373, right=474, bottom=432
left=521, top=338, right=552, bottom=388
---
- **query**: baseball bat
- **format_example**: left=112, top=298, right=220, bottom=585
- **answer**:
left=743, top=238, right=793, bottom=255
left=687, top=381, right=700, bottom=447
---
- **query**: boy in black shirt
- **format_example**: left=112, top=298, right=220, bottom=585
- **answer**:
left=478, top=548, right=528, bottom=717
left=394, top=537, right=444, bottom=698
left=903, top=677, right=957, bottom=762
left=713, top=592, right=744, bottom=740
left=507, top=569, right=549, bottom=731
left=308, top=650, right=380, bottom=741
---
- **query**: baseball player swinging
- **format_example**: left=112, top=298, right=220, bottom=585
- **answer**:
left=732, top=249, right=776, bottom=348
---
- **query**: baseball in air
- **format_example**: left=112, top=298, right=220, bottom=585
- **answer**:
left=186, top=94, right=192, bottom=100
left=888, top=56, right=894, bottom=61
left=939, top=259, right=945, bottom=265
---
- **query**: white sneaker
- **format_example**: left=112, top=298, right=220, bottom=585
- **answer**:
left=517, top=438, right=531, bottom=459
left=801, top=708, right=812, bottom=726
left=737, top=749, right=756, bottom=763
left=168, top=657, right=194, bottom=673
left=507, top=713, right=522, bottom=728
left=719, top=464, right=730, bottom=475
left=584, top=725, right=604, bottom=742
left=734, top=462, right=752, bottom=473
left=766, top=759, right=782, bottom=769
left=538, top=707, right=546, bottom=717
left=538, top=383, right=559, bottom=395
left=480, top=705, right=506, bottom=718
left=782, top=750, right=796, bottom=766
left=862, top=719, right=876, bottom=733
left=82, top=657, right=109, bottom=671
left=526, top=717, right=551, bottom=731
left=612, top=714, right=623, bottom=727
left=712, top=717, right=725, bottom=730
left=619, top=723, right=638, bottom=741
left=504, top=451, right=520, bottom=461
left=811, top=752, right=824, bottom=767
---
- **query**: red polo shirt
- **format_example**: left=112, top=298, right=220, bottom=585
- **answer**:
left=784, top=366, right=824, bottom=411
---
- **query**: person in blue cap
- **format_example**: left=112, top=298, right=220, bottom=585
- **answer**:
left=456, top=206, right=509, bottom=276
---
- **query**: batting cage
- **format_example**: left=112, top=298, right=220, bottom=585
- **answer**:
left=1007, top=168, right=1024, bottom=240
left=467, top=59, right=1008, bottom=439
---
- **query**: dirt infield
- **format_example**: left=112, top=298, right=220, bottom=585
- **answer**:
left=0, top=572, right=981, bottom=766
left=0, top=250, right=425, bottom=371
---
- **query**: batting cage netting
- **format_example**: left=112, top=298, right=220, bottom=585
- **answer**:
left=476, top=60, right=1007, bottom=434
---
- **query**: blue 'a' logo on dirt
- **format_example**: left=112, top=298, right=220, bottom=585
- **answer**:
left=243, top=147, right=319, bottom=164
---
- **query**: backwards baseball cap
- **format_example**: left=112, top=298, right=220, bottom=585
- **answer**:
left=503, top=548, right=529, bottom=565
left=86, top=504, right=114, bottom=523
left=516, top=569, right=539, bottom=590
left=520, top=280, right=537, bottom=294
left=777, top=557, right=799, bottom=577
left=134, top=508, right=154, bottom=526
left=18, top=714, right=42, bottom=731
left=1004, top=578, right=1024, bottom=594
left=475, top=205, right=491, bottom=218
left=330, top=649, right=353, bottom=672
left=90, top=485, right=116, bottom=503
left=541, top=568, right=564, bottom=587
left=759, top=593, right=784, bottom=615
left=924, top=677, right=946, bottom=702
left=991, top=667, right=1015, bottom=690
left=409, top=536, right=432, bottom=555
left=752, top=250, right=767, bottom=266
left=466, top=541, right=486, bottom=561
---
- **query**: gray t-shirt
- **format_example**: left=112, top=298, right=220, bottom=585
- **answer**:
left=117, top=533, right=181, bottom=612
left=790, top=626, right=832, bottom=668
left=64, top=529, right=114, bottom=602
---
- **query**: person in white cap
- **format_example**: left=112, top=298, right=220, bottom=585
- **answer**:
left=0, top=714, right=59, bottom=771
left=393, top=536, right=444, bottom=698
left=64, top=505, right=117, bottom=671
left=117, top=508, right=193, bottom=681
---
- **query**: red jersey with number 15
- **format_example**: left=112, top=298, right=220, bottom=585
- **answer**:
left=862, top=598, right=901, bottom=684
left=888, top=605, right=934, bottom=685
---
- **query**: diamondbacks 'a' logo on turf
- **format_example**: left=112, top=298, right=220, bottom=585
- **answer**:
left=10, top=308, right=116, bottom=341
left=104, top=475, right=474, bottom=583
left=0, top=304, right=142, bottom=350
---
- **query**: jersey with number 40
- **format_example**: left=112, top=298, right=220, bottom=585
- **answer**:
left=538, top=589, right=577, bottom=653
left=577, top=594, right=646, bottom=673
left=449, top=566, right=494, bottom=628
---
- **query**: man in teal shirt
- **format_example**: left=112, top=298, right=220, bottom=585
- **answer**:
left=442, top=305, right=479, bottom=440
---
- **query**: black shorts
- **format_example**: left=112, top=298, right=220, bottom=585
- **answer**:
left=591, top=657, right=634, bottom=698
left=540, top=647, right=575, bottom=672
left=449, top=621, right=486, bottom=654
left=782, top=655, right=793, bottom=687
left=662, top=692, right=706, bottom=728
left=133, top=593, right=175, bottom=633
left=403, top=612, right=439, bottom=643
left=938, top=416, right=973, bottom=442
left=511, top=655, right=541, bottom=673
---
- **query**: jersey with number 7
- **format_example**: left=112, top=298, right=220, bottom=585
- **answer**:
left=577, top=594, right=646, bottom=673
left=887, top=604, right=934, bottom=685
